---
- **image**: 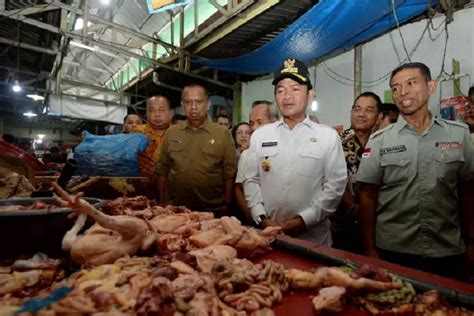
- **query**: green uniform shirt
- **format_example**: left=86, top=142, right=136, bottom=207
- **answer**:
left=356, top=114, right=474, bottom=257
left=156, top=118, right=236, bottom=210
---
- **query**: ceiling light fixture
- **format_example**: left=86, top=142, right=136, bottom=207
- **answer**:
left=100, top=0, right=110, bottom=4
left=37, top=134, right=45, bottom=139
left=23, top=111, right=37, bottom=117
left=12, top=80, right=21, bottom=92
left=27, top=94, right=45, bottom=101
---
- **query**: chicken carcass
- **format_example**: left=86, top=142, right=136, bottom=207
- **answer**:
left=285, top=267, right=402, bottom=293
left=189, top=245, right=237, bottom=273
left=189, top=216, right=280, bottom=257
left=53, top=183, right=148, bottom=266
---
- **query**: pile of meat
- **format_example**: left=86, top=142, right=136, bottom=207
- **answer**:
left=0, top=200, right=58, bottom=213
left=53, top=183, right=280, bottom=266
left=0, top=188, right=471, bottom=315
left=0, top=251, right=408, bottom=315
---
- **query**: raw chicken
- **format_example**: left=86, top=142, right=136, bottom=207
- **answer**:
left=312, top=286, right=346, bottom=312
left=53, top=183, right=148, bottom=266
left=189, top=245, right=237, bottom=273
left=189, top=216, right=281, bottom=257
left=285, top=267, right=402, bottom=292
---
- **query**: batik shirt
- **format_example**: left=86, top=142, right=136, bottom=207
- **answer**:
left=339, top=128, right=364, bottom=197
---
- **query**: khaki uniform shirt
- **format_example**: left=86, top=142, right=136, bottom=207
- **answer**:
left=156, top=118, right=236, bottom=210
left=356, top=114, right=474, bottom=257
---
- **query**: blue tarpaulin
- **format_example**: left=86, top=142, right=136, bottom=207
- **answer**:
left=193, top=0, right=437, bottom=75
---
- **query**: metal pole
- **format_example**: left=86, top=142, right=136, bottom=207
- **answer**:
left=354, top=44, right=362, bottom=98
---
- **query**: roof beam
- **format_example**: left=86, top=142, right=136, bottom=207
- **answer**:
left=0, top=3, right=59, bottom=16
left=191, top=0, right=279, bottom=53
left=49, top=0, right=179, bottom=54
left=0, top=37, right=57, bottom=55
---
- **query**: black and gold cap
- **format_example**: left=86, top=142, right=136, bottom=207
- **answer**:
left=272, top=58, right=312, bottom=89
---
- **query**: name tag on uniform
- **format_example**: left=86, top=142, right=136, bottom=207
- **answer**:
left=435, top=142, right=463, bottom=149
left=169, top=139, right=182, bottom=144
left=380, top=145, right=407, bottom=155
left=262, top=141, right=278, bottom=147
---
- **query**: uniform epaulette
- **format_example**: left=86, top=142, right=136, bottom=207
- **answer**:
left=438, top=118, right=469, bottom=129
left=369, top=124, right=394, bottom=139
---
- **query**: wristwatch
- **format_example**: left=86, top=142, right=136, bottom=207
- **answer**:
left=254, top=214, right=267, bottom=227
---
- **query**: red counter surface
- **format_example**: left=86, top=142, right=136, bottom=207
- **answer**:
left=254, top=235, right=474, bottom=315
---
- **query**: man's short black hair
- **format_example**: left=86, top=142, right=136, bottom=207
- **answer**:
left=182, top=83, right=209, bottom=99
left=353, top=92, right=382, bottom=112
left=390, top=62, right=432, bottom=83
left=469, top=85, right=474, bottom=97
left=217, top=114, right=229, bottom=120
left=380, top=103, right=399, bottom=116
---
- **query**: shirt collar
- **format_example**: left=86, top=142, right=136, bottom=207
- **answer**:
left=276, top=115, right=315, bottom=129
left=179, top=116, right=212, bottom=132
left=394, top=112, right=441, bottom=133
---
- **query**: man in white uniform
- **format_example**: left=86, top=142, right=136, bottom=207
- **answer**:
left=242, top=58, right=347, bottom=245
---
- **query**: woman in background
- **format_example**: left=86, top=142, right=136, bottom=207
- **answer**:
left=123, top=114, right=143, bottom=133
left=231, top=122, right=251, bottom=162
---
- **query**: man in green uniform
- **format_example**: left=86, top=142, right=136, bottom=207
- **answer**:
left=157, top=83, right=236, bottom=213
left=357, top=62, right=474, bottom=279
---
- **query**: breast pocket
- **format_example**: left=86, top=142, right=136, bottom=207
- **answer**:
left=296, top=146, right=323, bottom=178
left=381, top=154, right=411, bottom=185
left=168, top=143, right=185, bottom=171
left=201, top=144, right=221, bottom=172
left=434, top=149, right=464, bottom=182
left=257, top=146, right=279, bottom=173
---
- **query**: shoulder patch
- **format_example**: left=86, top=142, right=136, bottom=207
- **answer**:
left=439, top=118, right=469, bottom=130
left=369, top=124, right=394, bottom=139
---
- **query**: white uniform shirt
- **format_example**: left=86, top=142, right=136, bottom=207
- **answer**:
left=242, top=117, right=347, bottom=245
left=235, top=149, right=249, bottom=184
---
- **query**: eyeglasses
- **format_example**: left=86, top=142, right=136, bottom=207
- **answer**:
left=236, top=130, right=251, bottom=135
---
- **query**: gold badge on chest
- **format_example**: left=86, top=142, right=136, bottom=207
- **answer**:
left=262, top=157, right=271, bottom=172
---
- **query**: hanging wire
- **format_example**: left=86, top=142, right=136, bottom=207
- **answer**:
left=391, top=0, right=412, bottom=63
left=320, top=15, right=433, bottom=88
left=16, top=21, right=20, bottom=81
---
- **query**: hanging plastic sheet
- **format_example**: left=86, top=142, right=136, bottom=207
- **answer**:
left=193, top=0, right=437, bottom=75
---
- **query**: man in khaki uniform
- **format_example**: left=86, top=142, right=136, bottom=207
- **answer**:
left=357, top=63, right=474, bottom=279
left=157, top=84, right=236, bottom=212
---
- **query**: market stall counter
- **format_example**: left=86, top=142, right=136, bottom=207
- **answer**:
left=263, top=235, right=474, bottom=315
left=1, top=194, right=472, bottom=315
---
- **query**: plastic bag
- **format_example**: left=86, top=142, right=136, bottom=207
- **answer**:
left=74, top=131, right=148, bottom=177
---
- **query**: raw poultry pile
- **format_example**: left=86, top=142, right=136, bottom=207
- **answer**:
left=0, top=201, right=58, bottom=213
left=0, top=188, right=472, bottom=315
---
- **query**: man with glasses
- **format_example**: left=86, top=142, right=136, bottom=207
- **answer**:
left=157, top=83, right=236, bottom=213
left=332, top=92, right=381, bottom=252
left=235, top=100, right=279, bottom=223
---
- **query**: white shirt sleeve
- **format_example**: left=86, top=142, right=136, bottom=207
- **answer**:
left=235, top=150, right=248, bottom=184
left=242, top=136, right=267, bottom=221
left=298, top=131, right=347, bottom=227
